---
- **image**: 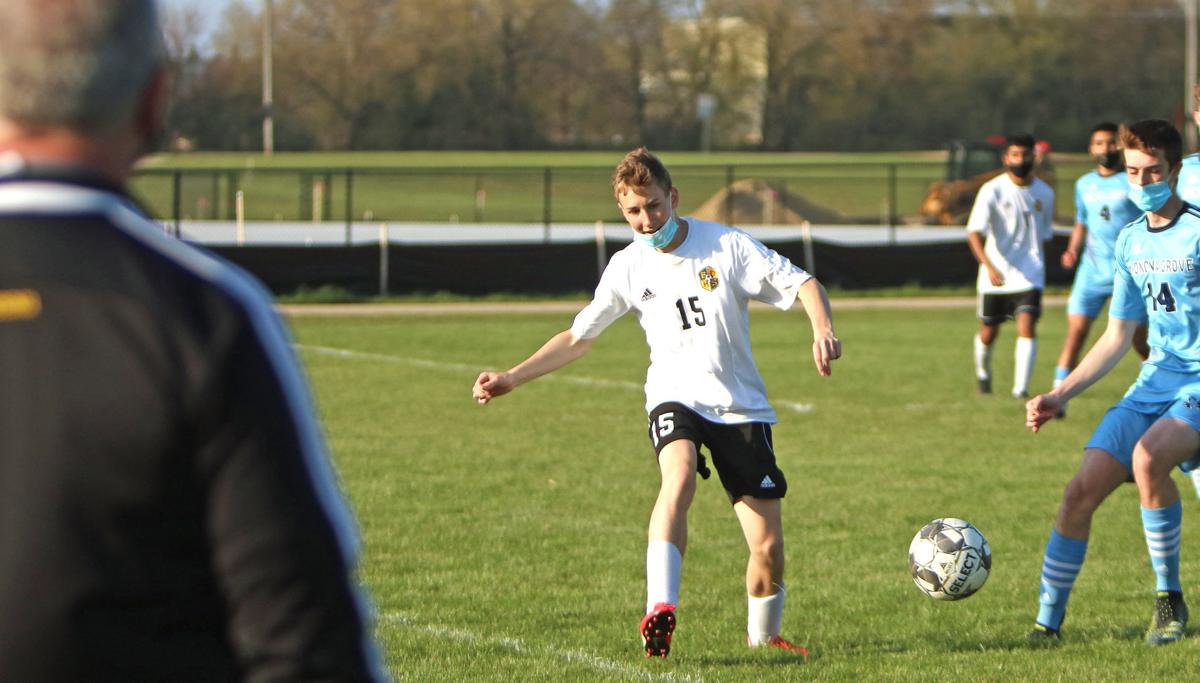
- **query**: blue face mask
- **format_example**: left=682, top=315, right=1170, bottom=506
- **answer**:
left=1128, top=179, right=1174, bottom=212
left=634, top=213, right=680, bottom=249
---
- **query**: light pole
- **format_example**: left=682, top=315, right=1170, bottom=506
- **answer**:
left=262, top=0, right=275, bottom=155
left=1186, top=0, right=1197, bottom=151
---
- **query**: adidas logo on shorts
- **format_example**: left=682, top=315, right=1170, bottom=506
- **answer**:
left=760, top=475, right=775, bottom=489
left=641, top=288, right=656, bottom=301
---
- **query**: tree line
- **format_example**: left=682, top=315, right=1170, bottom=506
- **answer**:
left=163, top=0, right=1192, bottom=153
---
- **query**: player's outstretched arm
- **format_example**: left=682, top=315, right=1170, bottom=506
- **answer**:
left=796, top=278, right=841, bottom=376
left=1025, top=316, right=1138, bottom=432
left=473, top=330, right=594, bottom=404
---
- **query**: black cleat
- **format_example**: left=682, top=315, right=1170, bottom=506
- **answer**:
left=977, top=377, right=992, bottom=394
left=1146, top=591, right=1188, bottom=646
left=1025, top=623, right=1061, bottom=647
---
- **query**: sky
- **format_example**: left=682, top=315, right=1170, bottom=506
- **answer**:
left=160, top=0, right=236, bottom=46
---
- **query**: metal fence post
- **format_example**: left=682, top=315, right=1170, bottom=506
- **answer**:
left=210, top=171, right=219, bottom=220
left=379, top=223, right=389, bottom=296
left=172, top=170, right=182, bottom=237
left=888, top=163, right=897, bottom=245
left=298, top=173, right=308, bottom=221
left=778, top=178, right=788, bottom=225
left=801, top=220, right=816, bottom=276
left=345, top=169, right=354, bottom=245
left=323, top=171, right=332, bottom=220
left=724, top=165, right=735, bottom=225
left=543, top=167, right=552, bottom=244
left=226, top=172, right=239, bottom=220
left=474, top=173, right=485, bottom=222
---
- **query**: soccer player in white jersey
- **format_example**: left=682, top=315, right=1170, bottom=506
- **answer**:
left=472, top=148, right=840, bottom=658
left=967, top=133, right=1056, bottom=398
left=1026, top=120, right=1199, bottom=646
left=1054, top=123, right=1149, bottom=417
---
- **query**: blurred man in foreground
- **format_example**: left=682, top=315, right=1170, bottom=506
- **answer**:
left=0, top=2, right=385, bottom=680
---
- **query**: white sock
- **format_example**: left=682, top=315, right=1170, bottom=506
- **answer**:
left=1014, top=337, right=1037, bottom=396
left=1190, top=469, right=1200, bottom=500
left=646, top=540, right=682, bottom=613
left=747, top=586, right=785, bottom=645
left=974, top=334, right=992, bottom=381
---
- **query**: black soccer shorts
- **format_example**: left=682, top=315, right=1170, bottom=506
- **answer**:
left=978, top=288, right=1042, bottom=325
left=646, top=402, right=787, bottom=503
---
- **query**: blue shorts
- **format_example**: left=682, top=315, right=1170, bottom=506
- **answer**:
left=1066, top=282, right=1112, bottom=319
left=1086, top=366, right=1200, bottom=472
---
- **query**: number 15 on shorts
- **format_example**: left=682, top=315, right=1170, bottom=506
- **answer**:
left=649, top=412, right=675, bottom=447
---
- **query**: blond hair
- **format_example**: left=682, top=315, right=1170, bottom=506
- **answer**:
left=612, top=147, right=672, bottom=198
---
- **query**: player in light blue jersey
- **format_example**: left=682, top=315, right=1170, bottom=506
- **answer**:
left=1025, top=120, right=1197, bottom=646
left=1173, top=87, right=1200, bottom=503
left=1177, top=155, right=1200, bottom=204
left=1054, top=123, right=1149, bottom=417
left=1175, top=85, right=1200, bottom=205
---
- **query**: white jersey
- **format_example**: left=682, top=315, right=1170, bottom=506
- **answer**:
left=966, top=173, right=1055, bottom=294
left=570, top=218, right=811, bottom=424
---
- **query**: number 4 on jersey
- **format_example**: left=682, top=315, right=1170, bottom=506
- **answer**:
left=1146, top=281, right=1177, bottom=313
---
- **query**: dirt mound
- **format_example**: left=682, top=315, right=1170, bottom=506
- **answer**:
left=689, top=178, right=857, bottom=225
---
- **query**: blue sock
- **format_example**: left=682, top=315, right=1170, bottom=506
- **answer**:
left=1054, top=366, right=1070, bottom=384
left=1141, top=503, right=1183, bottom=593
left=1036, top=530, right=1088, bottom=630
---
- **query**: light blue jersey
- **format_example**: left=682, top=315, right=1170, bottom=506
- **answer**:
left=1111, top=202, right=1200, bottom=376
left=1176, top=153, right=1200, bottom=204
left=1072, top=170, right=1140, bottom=293
left=1090, top=202, right=1200, bottom=470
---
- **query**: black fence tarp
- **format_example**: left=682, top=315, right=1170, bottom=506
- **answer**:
left=205, top=234, right=1073, bottom=295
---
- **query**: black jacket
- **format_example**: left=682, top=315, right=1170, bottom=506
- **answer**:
left=0, top=165, right=383, bottom=682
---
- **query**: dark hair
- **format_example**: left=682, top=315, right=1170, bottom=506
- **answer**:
left=1090, top=122, right=1119, bottom=136
left=1005, top=133, right=1036, bottom=151
left=612, top=147, right=672, bottom=197
left=1119, top=119, right=1183, bottom=170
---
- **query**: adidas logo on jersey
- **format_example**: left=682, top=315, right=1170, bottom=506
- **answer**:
left=641, top=288, right=656, bottom=301
left=760, top=475, right=775, bottom=489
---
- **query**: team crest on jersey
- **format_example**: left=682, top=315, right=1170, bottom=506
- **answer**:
left=1035, top=200, right=1043, bottom=212
left=698, top=266, right=719, bottom=291
left=0, top=289, right=41, bottom=323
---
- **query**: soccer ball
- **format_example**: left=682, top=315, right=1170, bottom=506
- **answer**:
left=907, top=518, right=991, bottom=601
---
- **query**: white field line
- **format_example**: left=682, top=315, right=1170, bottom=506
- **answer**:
left=384, top=613, right=703, bottom=682
left=296, top=344, right=813, bottom=413
left=280, top=296, right=1068, bottom=317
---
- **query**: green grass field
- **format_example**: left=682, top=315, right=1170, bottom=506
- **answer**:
left=129, top=150, right=1094, bottom=226
left=289, top=301, right=1200, bottom=682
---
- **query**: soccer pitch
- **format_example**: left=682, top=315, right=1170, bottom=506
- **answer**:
left=291, top=302, right=1198, bottom=681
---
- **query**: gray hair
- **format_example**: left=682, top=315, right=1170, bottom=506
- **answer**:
left=0, top=0, right=165, bottom=131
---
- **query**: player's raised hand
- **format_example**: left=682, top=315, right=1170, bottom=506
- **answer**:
left=812, top=332, right=841, bottom=377
left=472, top=371, right=514, bottom=405
left=1025, top=393, right=1060, bottom=433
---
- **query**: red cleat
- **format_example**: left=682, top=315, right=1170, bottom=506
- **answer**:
left=749, top=634, right=809, bottom=658
left=640, top=603, right=677, bottom=658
